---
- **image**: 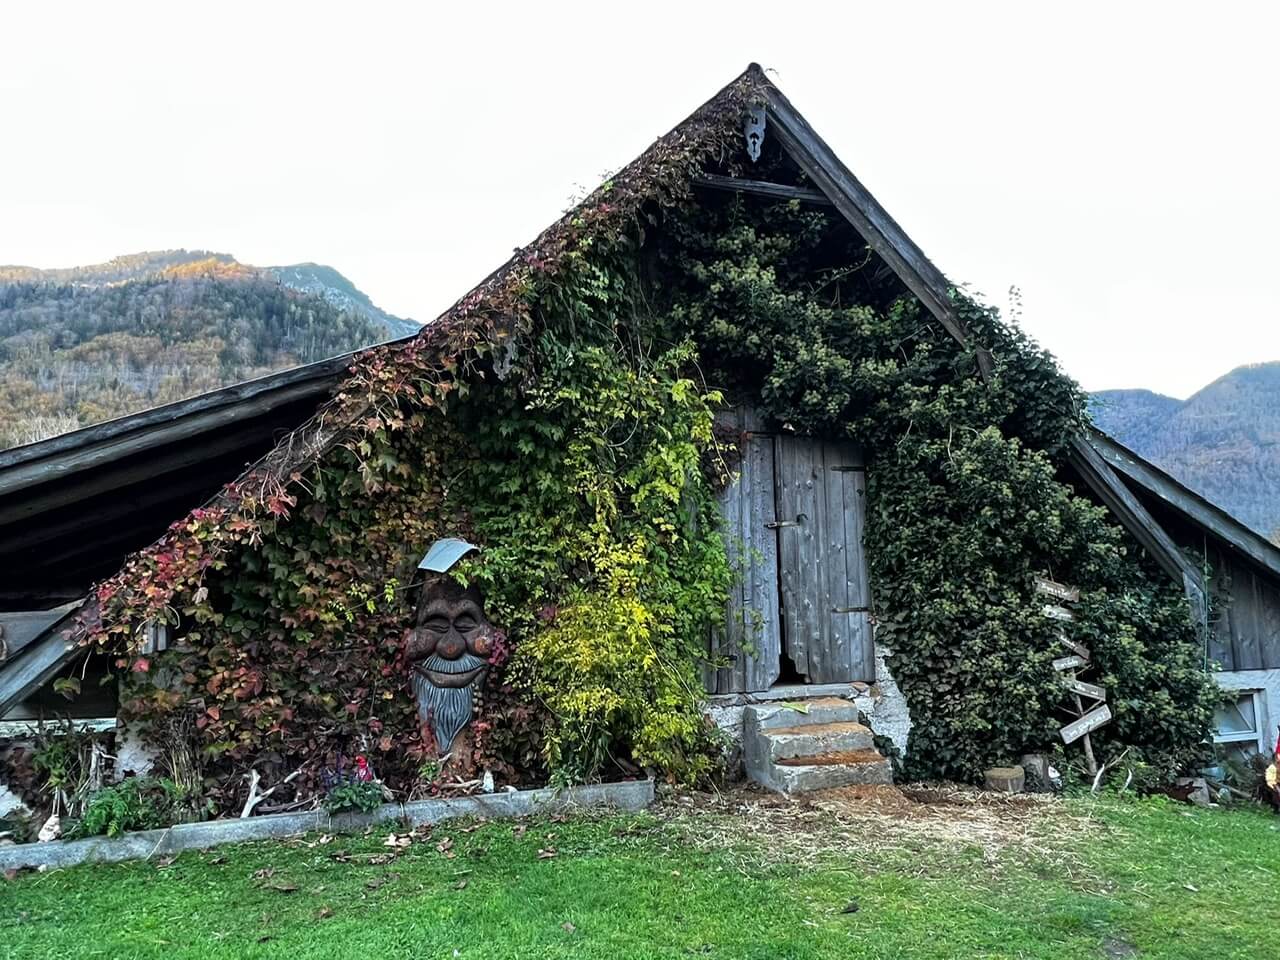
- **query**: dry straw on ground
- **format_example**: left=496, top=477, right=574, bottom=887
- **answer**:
left=656, top=782, right=1105, bottom=885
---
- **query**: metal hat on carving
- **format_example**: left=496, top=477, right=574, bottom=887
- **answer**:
left=407, top=575, right=493, bottom=753
left=418, top=537, right=479, bottom=573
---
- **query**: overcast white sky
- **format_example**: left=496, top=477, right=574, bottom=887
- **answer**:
left=3, top=2, right=1277, bottom=399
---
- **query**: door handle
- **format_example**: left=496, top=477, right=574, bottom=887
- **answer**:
left=766, top=513, right=806, bottom=530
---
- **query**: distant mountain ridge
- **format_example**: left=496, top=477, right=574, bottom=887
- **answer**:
left=1091, top=362, right=1280, bottom=539
left=0, top=250, right=420, bottom=339
left=0, top=250, right=419, bottom=449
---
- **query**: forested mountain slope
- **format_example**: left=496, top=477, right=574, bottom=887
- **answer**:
left=1092, top=363, right=1280, bottom=538
left=0, top=251, right=417, bottom=448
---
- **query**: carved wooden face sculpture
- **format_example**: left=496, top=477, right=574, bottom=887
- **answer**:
left=406, top=578, right=493, bottom=752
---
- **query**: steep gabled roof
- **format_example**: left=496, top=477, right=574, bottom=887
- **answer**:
left=0, top=63, right=1212, bottom=709
left=1, top=64, right=988, bottom=611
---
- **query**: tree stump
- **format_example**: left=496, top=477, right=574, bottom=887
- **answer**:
left=983, top=765, right=1026, bottom=794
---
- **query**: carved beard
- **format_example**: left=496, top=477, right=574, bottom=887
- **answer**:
left=411, top=652, right=487, bottom=752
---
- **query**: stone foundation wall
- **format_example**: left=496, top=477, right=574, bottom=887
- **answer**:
left=707, top=643, right=913, bottom=771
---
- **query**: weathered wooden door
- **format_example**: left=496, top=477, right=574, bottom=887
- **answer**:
left=707, top=413, right=873, bottom=693
left=774, top=436, right=874, bottom=684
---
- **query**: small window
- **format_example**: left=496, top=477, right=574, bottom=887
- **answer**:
left=1213, top=690, right=1265, bottom=759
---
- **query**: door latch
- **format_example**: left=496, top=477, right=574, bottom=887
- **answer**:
left=832, top=605, right=872, bottom=614
left=765, top=520, right=800, bottom=529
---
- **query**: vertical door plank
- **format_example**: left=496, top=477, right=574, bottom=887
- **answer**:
left=708, top=413, right=781, bottom=693
left=743, top=432, right=783, bottom=691
left=839, top=447, right=875, bottom=680
left=821, top=440, right=848, bottom=681
left=777, top=436, right=821, bottom=680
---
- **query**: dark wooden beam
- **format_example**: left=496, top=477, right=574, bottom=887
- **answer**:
left=1067, top=436, right=1209, bottom=636
left=692, top=174, right=832, bottom=205
left=762, top=87, right=995, bottom=381
left=0, top=603, right=79, bottom=660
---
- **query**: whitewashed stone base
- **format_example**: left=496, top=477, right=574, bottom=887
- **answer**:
left=112, top=724, right=158, bottom=781
left=0, top=783, right=31, bottom=820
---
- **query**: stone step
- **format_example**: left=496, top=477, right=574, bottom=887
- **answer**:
left=761, top=720, right=875, bottom=762
left=743, top=696, right=862, bottom=733
left=754, top=751, right=893, bottom=794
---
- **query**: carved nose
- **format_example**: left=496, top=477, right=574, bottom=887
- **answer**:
left=438, top=634, right=465, bottom=660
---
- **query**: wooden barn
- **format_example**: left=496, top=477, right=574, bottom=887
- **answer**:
left=1, top=65, right=1276, bottom=810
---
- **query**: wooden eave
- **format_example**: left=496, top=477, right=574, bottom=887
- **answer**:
left=1087, top=429, right=1280, bottom=584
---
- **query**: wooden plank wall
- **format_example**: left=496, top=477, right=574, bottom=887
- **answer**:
left=706, top=424, right=782, bottom=694
left=1120, top=482, right=1280, bottom=673
left=1208, top=544, right=1280, bottom=672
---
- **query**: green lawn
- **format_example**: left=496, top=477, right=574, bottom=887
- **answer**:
left=2, top=788, right=1276, bottom=960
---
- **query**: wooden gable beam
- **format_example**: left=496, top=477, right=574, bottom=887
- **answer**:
left=760, top=85, right=994, bottom=381
left=1067, top=436, right=1209, bottom=636
left=692, top=173, right=832, bottom=205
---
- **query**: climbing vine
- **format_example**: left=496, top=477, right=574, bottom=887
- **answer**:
left=58, top=71, right=1216, bottom=813
left=653, top=195, right=1216, bottom=782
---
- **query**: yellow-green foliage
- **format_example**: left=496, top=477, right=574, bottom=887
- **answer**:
left=519, top=584, right=713, bottom=783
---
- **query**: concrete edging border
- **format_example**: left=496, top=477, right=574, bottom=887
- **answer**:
left=0, top=778, right=655, bottom=872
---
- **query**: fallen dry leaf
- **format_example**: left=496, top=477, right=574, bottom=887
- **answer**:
left=253, top=867, right=275, bottom=881
left=562, top=922, right=577, bottom=934
left=512, top=824, right=527, bottom=839
left=436, top=837, right=454, bottom=854
left=454, top=877, right=469, bottom=890
left=317, top=906, right=334, bottom=919
left=538, top=847, right=558, bottom=860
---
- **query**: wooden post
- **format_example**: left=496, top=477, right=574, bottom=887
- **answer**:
left=1072, top=689, right=1098, bottom=776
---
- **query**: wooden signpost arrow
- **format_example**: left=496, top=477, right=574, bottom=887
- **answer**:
left=1062, top=677, right=1106, bottom=702
left=1060, top=705, right=1112, bottom=745
left=1036, top=576, right=1109, bottom=775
